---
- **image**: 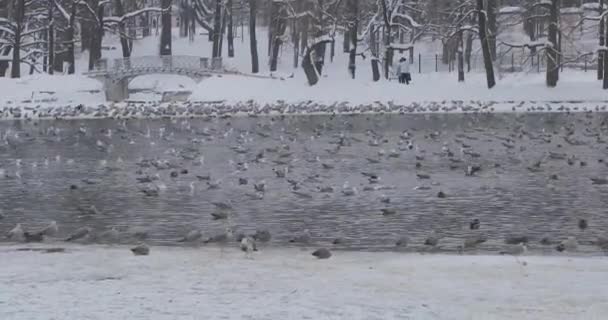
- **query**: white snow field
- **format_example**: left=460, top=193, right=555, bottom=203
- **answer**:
left=1, top=244, right=607, bottom=320
left=2, top=30, right=608, bottom=109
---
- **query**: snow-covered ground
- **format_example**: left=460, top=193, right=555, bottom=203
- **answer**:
left=1, top=244, right=607, bottom=320
left=2, top=30, right=608, bottom=113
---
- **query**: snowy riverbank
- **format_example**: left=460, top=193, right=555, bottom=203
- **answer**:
left=1, top=244, right=607, bottom=319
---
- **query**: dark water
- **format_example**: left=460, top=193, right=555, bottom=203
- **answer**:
left=1, top=112, right=607, bottom=254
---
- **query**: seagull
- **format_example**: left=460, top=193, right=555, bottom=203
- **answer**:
left=500, top=243, right=527, bottom=256
left=131, top=243, right=150, bottom=256
left=98, top=227, right=120, bottom=243
left=240, top=236, right=257, bottom=258
left=36, top=221, right=58, bottom=237
left=578, top=219, right=588, bottom=231
left=211, top=211, right=229, bottom=220
left=6, top=223, right=24, bottom=241
left=462, top=234, right=487, bottom=250
left=395, top=236, right=409, bottom=247
left=203, top=228, right=234, bottom=244
left=65, top=227, right=92, bottom=242
left=289, top=229, right=311, bottom=244
left=424, top=232, right=441, bottom=247
left=178, top=230, right=203, bottom=243
left=381, top=208, right=396, bottom=216
left=253, top=229, right=272, bottom=243
left=470, top=218, right=481, bottom=230
left=504, top=235, right=529, bottom=245
left=556, top=237, right=578, bottom=252
left=312, top=248, right=332, bottom=259
left=23, top=231, right=44, bottom=243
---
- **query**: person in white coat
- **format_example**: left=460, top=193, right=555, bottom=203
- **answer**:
left=396, top=57, right=411, bottom=85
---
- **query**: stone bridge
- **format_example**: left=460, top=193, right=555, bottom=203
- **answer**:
left=86, top=55, right=223, bottom=102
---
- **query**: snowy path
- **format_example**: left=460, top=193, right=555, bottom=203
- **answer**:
left=1, top=244, right=607, bottom=320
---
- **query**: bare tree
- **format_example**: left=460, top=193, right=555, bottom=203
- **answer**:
left=249, top=0, right=258, bottom=73
left=476, top=0, right=495, bottom=88
left=546, top=0, right=559, bottom=87
left=160, top=0, right=172, bottom=55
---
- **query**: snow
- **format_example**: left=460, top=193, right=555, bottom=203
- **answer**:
left=1, top=244, right=607, bottom=319
left=499, top=6, right=524, bottom=14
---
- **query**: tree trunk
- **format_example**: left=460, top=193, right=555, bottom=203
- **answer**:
left=227, top=0, right=234, bottom=57
left=269, top=2, right=286, bottom=72
left=249, top=0, right=259, bottom=73
left=160, top=0, right=173, bottom=55
left=48, top=0, right=54, bottom=75
left=11, top=0, right=25, bottom=78
left=114, top=0, right=131, bottom=58
left=464, top=31, right=473, bottom=72
left=302, top=40, right=332, bottom=85
left=212, top=0, right=222, bottom=57
left=343, top=30, right=350, bottom=53
left=348, top=0, right=358, bottom=79
left=546, top=0, right=559, bottom=87
left=599, top=0, right=605, bottom=80
left=477, top=0, right=496, bottom=88
left=487, top=0, right=497, bottom=60
left=300, top=4, right=309, bottom=55
left=66, top=1, right=78, bottom=74
left=292, top=1, right=300, bottom=68
left=458, top=32, right=464, bottom=82
left=89, top=2, right=105, bottom=70
left=603, top=16, right=608, bottom=89
left=314, top=0, right=326, bottom=75
left=219, top=7, right=226, bottom=56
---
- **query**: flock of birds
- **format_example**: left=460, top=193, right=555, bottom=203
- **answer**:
left=1, top=99, right=608, bottom=120
left=1, top=107, right=608, bottom=259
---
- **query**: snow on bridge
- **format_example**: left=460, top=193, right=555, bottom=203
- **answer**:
left=86, top=55, right=224, bottom=102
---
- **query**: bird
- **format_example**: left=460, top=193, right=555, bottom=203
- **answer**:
left=590, top=177, right=607, bottom=185
left=65, top=227, right=92, bottom=242
left=131, top=243, right=150, bottom=256
left=556, top=237, right=578, bottom=252
left=178, top=230, right=203, bottom=243
left=312, top=248, right=332, bottom=259
left=203, top=228, right=234, bottom=244
left=424, top=233, right=441, bottom=247
left=253, top=229, right=271, bottom=243
left=23, top=231, right=44, bottom=243
left=381, top=208, right=397, bottom=216
left=77, top=205, right=101, bottom=216
left=211, top=201, right=233, bottom=211
left=36, top=221, right=58, bottom=237
left=211, top=211, right=228, bottom=220
left=289, top=229, right=311, bottom=244
left=504, top=235, right=529, bottom=245
left=6, top=223, right=25, bottom=241
left=395, top=236, right=409, bottom=247
left=469, top=218, right=481, bottom=230
left=240, top=236, right=257, bottom=258
left=578, top=219, right=588, bottom=231
left=462, top=234, right=487, bottom=249
left=500, top=243, right=527, bottom=256
left=437, top=191, right=447, bottom=198
left=98, top=227, right=120, bottom=243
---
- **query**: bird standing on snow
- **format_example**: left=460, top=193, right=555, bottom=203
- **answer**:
left=36, top=221, right=58, bottom=237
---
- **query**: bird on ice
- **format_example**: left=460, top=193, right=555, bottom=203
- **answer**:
left=556, top=237, right=578, bottom=252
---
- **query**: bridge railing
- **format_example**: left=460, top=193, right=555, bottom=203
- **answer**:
left=94, top=55, right=223, bottom=72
